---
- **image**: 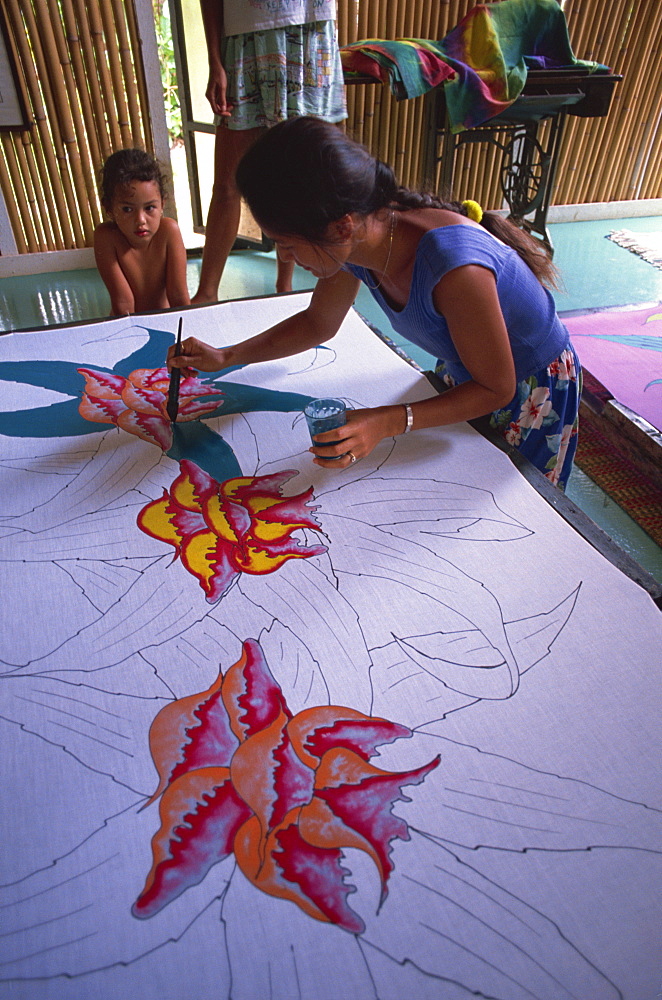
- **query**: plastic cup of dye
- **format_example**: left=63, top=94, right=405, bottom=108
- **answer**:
left=303, top=398, right=348, bottom=459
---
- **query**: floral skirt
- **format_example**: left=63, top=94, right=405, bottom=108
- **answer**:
left=220, top=21, right=347, bottom=130
left=437, top=344, right=582, bottom=491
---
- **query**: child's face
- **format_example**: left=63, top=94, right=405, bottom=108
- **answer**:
left=108, top=180, right=164, bottom=248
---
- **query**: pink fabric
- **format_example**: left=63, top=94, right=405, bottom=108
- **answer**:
left=564, top=302, right=662, bottom=432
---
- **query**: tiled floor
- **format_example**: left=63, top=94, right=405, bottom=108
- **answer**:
left=1, top=214, right=661, bottom=583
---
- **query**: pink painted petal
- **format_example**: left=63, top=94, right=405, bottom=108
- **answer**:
left=78, top=394, right=127, bottom=425
left=143, top=665, right=240, bottom=806
left=177, top=397, right=223, bottom=421
left=179, top=530, right=238, bottom=602
left=234, top=813, right=365, bottom=934
left=116, top=408, right=172, bottom=449
left=137, top=492, right=207, bottom=554
left=221, top=638, right=291, bottom=743
left=231, top=710, right=314, bottom=835
left=177, top=396, right=221, bottom=421
left=169, top=505, right=208, bottom=539
left=204, top=497, right=251, bottom=542
left=129, top=367, right=170, bottom=391
left=309, top=747, right=440, bottom=900
left=77, top=367, right=126, bottom=399
left=136, top=490, right=195, bottom=559
left=121, top=381, right=167, bottom=417
left=236, top=534, right=328, bottom=574
left=133, top=767, right=252, bottom=919
left=256, top=488, right=323, bottom=531
left=171, top=460, right=218, bottom=511
left=179, top=376, right=223, bottom=398
left=231, top=470, right=298, bottom=499
left=287, top=707, right=412, bottom=770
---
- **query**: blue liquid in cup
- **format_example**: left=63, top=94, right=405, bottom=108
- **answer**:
left=304, top=398, right=347, bottom=459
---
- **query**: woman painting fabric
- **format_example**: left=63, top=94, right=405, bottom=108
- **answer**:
left=192, top=1, right=347, bottom=303
left=175, top=117, right=581, bottom=489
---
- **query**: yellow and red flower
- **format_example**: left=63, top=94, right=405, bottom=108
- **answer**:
left=133, top=638, right=440, bottom=931
left=137, top=460, right=328, bottom=602
left=77, top=366, right=221, bottom=449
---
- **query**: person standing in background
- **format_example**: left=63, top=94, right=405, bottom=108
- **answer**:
left=192, top=0, right=347, bottom=304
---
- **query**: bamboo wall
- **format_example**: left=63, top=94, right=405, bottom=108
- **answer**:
left=0, top=0, right=153, bottom=253
left=0, top=0, right=659, bottom=256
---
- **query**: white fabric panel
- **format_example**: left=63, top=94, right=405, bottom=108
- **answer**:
left=0, top=295, right=660, bottom=1000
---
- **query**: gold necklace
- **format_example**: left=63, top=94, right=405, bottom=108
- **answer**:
left=364, top=209, right=396, bottom=291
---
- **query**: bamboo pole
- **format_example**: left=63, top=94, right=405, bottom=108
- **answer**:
left=1, top=133, right=38, bottom=251
left=357, top=0, right=369, bottom=41
left=110, top=0, right=144, bottom=145
left=60, top=0, right=102, bottom=171
left=640, top=109, right=662, bottom=199
left=562, top=0, right=643, bottom=203
left=363, top=84, right=377, bottom=152
left=18, top=132, right=54, bottom=249
left=4, top=0, right=76, bottom=248
left=336, top=0, right=348, bottom=46
left=578, top=0, right=613, bottom=64
left=44, top=0, right=97, bottom=239
left=97, top=0, right=132, bottom=147
left=22, top=122, right=66, bottom=250
left=70, top=0, right=112, bottom=162
left=629, top=86, right=662, bottom=199
left=566, top=0, right=599, bottom=61
left=123, top=0, right=151, bottom=150
left=33, top=0, right=89, bottom=244
left=13, top=133, right=49, bottom=250
left=0, top=136, right=27, bottom=253
left=576, top=0, right=650, bottom=201
left=85, top=0, right=123, bottom=151
left=420, top=0, right=435, bottom=41
left=591, top=1, right=661, bottom=201
left=617, top=31, right=662, bottom=200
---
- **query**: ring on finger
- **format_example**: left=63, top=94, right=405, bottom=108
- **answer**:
left=348, top=451, right=357, bottom=464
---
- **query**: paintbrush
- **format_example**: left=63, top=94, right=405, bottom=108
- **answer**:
left=166, top=317, right=183, bottom=423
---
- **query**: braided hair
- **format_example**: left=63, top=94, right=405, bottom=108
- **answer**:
left=236, top=116, right=557, bottom=288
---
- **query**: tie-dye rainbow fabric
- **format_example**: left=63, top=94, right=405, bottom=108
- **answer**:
left=340, top=0, right=603, bottom=132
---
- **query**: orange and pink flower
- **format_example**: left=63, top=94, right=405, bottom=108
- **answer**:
left=137, top=460, right=328, bottom=602
left=133, top=638, right=440, bottom=931
left=77, top=366, right=221, bottom=449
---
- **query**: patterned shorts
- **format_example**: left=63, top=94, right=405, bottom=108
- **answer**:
left=220, top=21, right=347, bottom=131
left=437, top=344, right=583, bottom=491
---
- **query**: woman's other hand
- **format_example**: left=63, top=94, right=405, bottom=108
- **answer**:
left=309, top=406, right=407, bottom=468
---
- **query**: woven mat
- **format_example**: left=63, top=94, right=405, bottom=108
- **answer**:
left=575, top=414, right=662, bottom=546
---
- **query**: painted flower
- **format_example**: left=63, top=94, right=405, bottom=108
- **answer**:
left=137, top=459, right=328, bottom=602
left=133, top=637, right=440, bottom=932
left=504, top=419, right=522, bottom=446
left=549, top=348, right=577, bottom=384
left=518, top=385, right=553, bottom=430
left=77, top=366, right=222, bottom=450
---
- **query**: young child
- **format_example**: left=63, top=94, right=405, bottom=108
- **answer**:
left=94, top=148, right=190, bottom=316
left=168, top=117, right=582, bottom=490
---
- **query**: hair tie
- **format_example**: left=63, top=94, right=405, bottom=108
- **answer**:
left=462, top=199, right=483, bottom=223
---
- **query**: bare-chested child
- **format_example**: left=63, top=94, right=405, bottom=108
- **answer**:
left=94, top=148, right=190, bottom=316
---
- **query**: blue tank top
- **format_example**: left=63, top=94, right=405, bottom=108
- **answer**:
left=345, top=224, right=570, bottom=383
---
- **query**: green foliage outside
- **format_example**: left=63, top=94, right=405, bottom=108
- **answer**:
left=153, top=0, right=183, bottom=145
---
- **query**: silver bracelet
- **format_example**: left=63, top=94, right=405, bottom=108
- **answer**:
left=402, top=403, right=414, bottom=434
